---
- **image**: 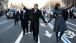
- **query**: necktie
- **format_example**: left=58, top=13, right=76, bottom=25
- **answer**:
left=34, top=10, right=36, bottom=13
left=15, top=11, right=16, bottom=15
left=23, top=11, right=25, bottom=19
left=23, top=12, right=24, bottom=19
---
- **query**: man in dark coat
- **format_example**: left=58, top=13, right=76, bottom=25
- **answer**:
left=14, top=10, right=19, bottom=25
left=62, top=10, right=69, bottom=21
left=69, top=10, right=73, bottom=18
left=23, top=4, right=48, bottom=43
left=20, top=9, right=29, bottom=35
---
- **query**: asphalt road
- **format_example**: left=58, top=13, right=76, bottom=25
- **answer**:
left=0, top=15, right=76, bottom=43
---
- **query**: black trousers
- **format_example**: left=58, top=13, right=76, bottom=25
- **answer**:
left=32, top=25, right=39, bottom=42
left=70, top=13, right=73, bottom=18
left=14, top=18, right=18, bottom=25
left=21, top=19, right=28, bottom=33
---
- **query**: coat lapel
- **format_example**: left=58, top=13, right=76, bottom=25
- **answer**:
left=34, top=9, right=38, bottom=14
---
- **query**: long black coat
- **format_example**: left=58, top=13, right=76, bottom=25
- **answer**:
left=20, top=10, right=29, bottom=29
left=23, top=8, right=46, bottom=34
left=13, top=11, right=19, bottom=21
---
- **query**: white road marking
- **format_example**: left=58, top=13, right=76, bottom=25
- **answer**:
left=0, top=21, right=7, bottom=25
left=44, top=31, right=52, bottom=38
left=38, top=35, right=40, bottom=43
left=45, top=19, right=71, bottom=43
left=15, top=31, right=40, bottom=43
left=46, top=19, right=76, bottom=31
left=48, top=23, right=71, bottom=43
left=63, top=30, right=76, bottom=38
left=52, top=19, right=76, bottom=27
left=0, top=20, right=12, bottom=25
left=66, top=22, right=76, bottom=27
left=67, top=26, right=76, bottom=32
left=40, top=23, right=46, bottom=27
left=15, top=31, right=23, bottom=43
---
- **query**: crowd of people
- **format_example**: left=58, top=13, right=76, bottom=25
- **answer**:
left=12, top=0, right=74, bottom=43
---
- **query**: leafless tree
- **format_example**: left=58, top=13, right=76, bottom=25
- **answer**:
left=63, top=0, right=76, bottom=7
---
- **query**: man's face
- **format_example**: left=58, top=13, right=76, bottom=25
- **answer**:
left=34, top=4, right=38, bottom=9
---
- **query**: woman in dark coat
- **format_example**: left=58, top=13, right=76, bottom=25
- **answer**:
left=48, top=0, right=74, bottom=42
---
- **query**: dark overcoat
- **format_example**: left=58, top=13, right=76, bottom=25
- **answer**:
left=14, top=11, right=19, bottom=21
left=20, top=10, right=29, bottom=29
left=23, top=8, right=46, bottom=34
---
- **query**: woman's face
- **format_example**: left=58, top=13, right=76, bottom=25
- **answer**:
left=58, top=6, right=60, bottom=9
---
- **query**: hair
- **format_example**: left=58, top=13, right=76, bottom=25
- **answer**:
left=34, top=4, right=38, bottom=7
left=55, top=3, right=60, bottom=10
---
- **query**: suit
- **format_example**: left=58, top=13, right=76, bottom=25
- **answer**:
left=23, top=7, right=46, bottom=42
left=14, top=11, right=19, bottom=25
left=20, top=10, right=29, bottom=34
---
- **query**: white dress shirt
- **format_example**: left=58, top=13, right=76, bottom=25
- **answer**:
left=34, top=9, right=37, bottom=13
left=23, top=10, right=26, bottom=19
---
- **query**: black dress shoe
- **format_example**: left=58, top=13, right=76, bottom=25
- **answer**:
left=36, top=42, right=38, bottom=43
left=59, top=37, right=61, bottom=42
left=14, top=24, right=16, bottom=25
left=23, top=34, right=25, bottom=35
left=23, top=33, right=25, bottom=35
left=33, top=38, right=35, bottom=40
left=56, top=38, right=59, bottom=42
left=57, top=40, right=59, bottom=42
left=56, top=38, right=58, bottom=42
left=36, top=38, right=38, bottom=43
